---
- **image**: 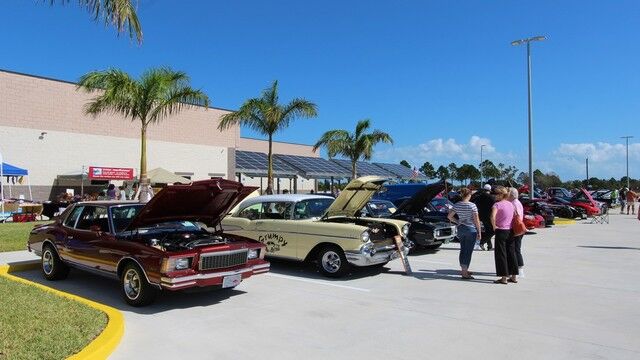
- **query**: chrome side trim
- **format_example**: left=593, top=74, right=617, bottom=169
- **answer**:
left=116, top=256, right=161, bottom=289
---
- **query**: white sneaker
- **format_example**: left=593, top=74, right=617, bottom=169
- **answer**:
left=474, top=241, right=481, bottom=250
left=519, top=267, right=525, bottom=278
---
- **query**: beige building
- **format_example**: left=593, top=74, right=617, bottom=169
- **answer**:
left=0, top=69, right=320, bottom=201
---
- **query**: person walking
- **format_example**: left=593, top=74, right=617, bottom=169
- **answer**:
left=508, top=187, right=525, bottom=278
left=473, top=184, right=495, bottom=250
left=626, top=188, right=637, bottom=215
left=448, top=187, right=482, bottom=280
left=620, top=187, right=627, bottom=214
left=491, top=186, right=518, bottom=284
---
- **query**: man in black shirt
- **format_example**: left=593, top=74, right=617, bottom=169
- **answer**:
left=472, top=184, right=496, bottom=250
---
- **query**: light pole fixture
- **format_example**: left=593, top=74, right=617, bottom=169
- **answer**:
left=512, top=35, right=546, bottom=198
left=480, top=144, right=486, bottom=186
left=621, top=136, right=633, bottom=189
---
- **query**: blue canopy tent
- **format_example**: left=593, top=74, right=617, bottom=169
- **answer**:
left=1, top=158, right=33, bottom=218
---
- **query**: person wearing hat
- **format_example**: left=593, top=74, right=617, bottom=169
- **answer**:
left=472, top=183, right=495, bottom=250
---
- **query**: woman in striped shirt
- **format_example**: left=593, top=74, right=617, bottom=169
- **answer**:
left=448, top=187, right=482, bottom=279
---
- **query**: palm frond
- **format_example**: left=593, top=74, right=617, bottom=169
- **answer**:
left=51, top=0, right=142, bottom=43
left=148, top=87, right=210, bottom=124
left=354, top=119, right=371, bottom=139
left=77, top=69, right=139, bottom=119
left=277, top=98, right=318, bottom=132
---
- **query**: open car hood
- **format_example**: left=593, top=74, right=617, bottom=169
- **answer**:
left=393, top=182, right=447, bottom=215
left=572, top=188, right=597, bottom=205
left=125, top=179, right=258, bottom=231
left=324, top=176, right=387, bottom=218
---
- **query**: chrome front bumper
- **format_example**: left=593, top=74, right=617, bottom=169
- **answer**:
left=345, top=244, right=409, bottom=267
left=434, top=225, right=457, bottom=241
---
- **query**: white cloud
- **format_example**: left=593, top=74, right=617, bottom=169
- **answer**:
left=548, top=142, right=640, bottom=179
left=554, top=142, right=640, bottom=162
left=375, top=135, right=513, bottom=167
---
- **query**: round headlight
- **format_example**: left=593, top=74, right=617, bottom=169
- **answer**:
left=402, top=224, right=410, bottom=237
left=361, top=231, right=370, bottom=243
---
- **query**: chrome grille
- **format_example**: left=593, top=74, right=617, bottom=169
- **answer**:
left=199, top=250, right=248, bottom=271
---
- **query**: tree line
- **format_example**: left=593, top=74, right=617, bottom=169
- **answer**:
left=400, top=160, right=639, bottom=190
left=400, top=159, right=518, bottom=186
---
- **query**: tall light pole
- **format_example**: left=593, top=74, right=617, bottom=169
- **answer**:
left=480, top=144, right=486, bottom=186
left=621, top=136, right=633, bottom=188
left=512, top=35, right=546, bottom=197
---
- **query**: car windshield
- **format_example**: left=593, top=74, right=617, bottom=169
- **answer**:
left=293, top=198, right=334, bottom=219
left=111, top=205, right=144, bottom=233
left=367, top=201, right=396, bottom=217
left=429, top=198, right=452, bottom=213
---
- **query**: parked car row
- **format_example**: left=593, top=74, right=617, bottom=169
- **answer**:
left=28, top=177, right=602, bottom=307
left=28, top=177, right=417, bottom=306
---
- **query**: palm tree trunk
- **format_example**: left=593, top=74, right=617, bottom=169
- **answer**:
left=351, top=159, right=357, bottom=180
left=266, top=133, right=274, bottom=194
left=140, top=122, right=148, bottom=180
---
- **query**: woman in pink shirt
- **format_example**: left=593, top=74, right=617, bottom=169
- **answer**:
left=491, top=186, right=518, bottom=284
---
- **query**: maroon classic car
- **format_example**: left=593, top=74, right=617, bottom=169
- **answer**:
left=27, top=179, right=269, bottom=306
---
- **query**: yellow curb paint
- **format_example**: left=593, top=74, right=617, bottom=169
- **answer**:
left=0, top=261, right=124, bottom=360
left=554, top=218, right=576, bottom=225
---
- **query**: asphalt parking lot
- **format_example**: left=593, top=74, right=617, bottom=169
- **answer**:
left=14, top=213, right=640, bottom=360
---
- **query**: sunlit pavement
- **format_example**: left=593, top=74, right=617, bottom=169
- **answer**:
left=12, top=213, right=640, bottom=359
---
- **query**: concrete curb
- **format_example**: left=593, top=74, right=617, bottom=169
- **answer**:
left=0, top=260, right=124, bottom=360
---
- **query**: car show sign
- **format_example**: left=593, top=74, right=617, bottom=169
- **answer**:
left=88, top=166, right=134, bottom=180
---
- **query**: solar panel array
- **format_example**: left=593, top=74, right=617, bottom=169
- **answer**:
left=235, top=150, right=298, bottom=177
left=373, top=162, right=427, bottom=179
left=331, top=159, right=396, bottom=177
left=275, top=154, right=351, bottom=178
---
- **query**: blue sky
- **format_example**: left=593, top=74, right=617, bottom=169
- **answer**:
left=2, top=0, right=639, bottom=180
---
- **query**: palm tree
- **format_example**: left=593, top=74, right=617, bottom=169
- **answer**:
left=218, top=81, right=317, bottom=194
left=50, top=0, right=143, bottom=43
left=313, top=119, right=393, bottom=179
left=77, top=67, right=210, bottom=200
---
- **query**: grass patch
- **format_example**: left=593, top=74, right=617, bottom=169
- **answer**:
left=0, top=221, right=49, bottom=252
left=0, top=276, right=107, bottom=359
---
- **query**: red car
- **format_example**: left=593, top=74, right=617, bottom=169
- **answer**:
left=523, top=214, right=545, bottom=229
left=547, top=187, right=603, bottom=216
left=27, top=179, right=269, bottom=306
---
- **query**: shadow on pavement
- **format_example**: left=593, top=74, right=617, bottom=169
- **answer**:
left=577, top=245, right=640, bottom=251
left=267, top=258, right=389, bottom=281
left=12, top=268, right=247, bottom=315
left=382, top=268, right=496, bottom=283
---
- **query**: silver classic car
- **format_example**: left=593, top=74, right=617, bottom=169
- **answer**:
left=222, top=177, right=410, bottom=277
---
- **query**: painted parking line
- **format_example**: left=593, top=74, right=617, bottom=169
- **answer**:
left=265, top=273, right=371, bottom=292
left=409, top=259, right=453, bottom=265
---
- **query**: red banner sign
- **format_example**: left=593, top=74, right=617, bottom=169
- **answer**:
left=88, top=166, right=134, bottom=180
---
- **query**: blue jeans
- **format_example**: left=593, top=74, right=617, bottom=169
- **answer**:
left=458, top=225, right=477, bottom=269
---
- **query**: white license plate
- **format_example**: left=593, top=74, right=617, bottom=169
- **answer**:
left=222, top=274, right=242, bottom=288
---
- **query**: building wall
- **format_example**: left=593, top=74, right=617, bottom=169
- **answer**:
left=238, top=137, right=319, bottom=157
left=0, top=125, right=230, bottom=200
left=0, top=70, right=319, bottom=200
left=0, top=70, right=241, bottom=148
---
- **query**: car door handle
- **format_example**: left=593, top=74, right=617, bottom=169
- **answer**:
left=255, top=221, right=264, bottom=225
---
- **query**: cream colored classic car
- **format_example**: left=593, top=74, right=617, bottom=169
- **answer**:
left=221, top=177, right=410, bottom=277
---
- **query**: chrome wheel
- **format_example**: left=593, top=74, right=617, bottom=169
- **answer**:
left=321, top=251, right=341, bottom=273
left=123, top=268, right=141, bottom=300
left=42, top=250, right=53, bottom=275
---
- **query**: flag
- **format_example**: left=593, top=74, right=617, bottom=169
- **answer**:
left=411, top=167, right=419, bottom=179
